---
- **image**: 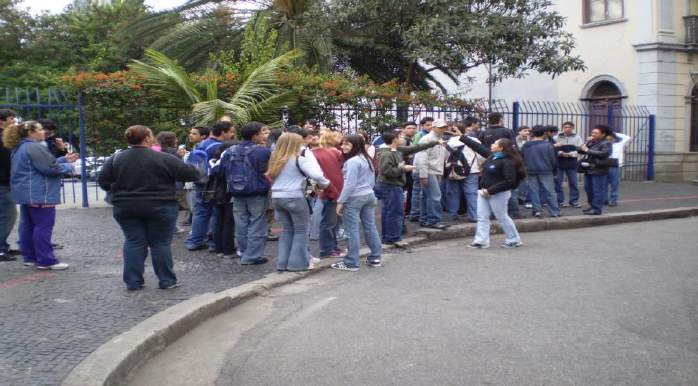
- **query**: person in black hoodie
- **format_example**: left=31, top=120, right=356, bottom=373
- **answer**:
left=207, top=141, right=237, bottom=258
left=0, top=109, right=19, bottom=261
left=98, top=125, right=202, bottom=290
left=521, top=126, right=559, bottom=218
left=577, top=125, right=612, bottom=215
left=461, top=136, right=526, bottom=249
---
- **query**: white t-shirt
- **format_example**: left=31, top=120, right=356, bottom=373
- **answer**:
left=611, top=133, right=631, bottom=167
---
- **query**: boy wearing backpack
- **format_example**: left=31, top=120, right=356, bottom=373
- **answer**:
left=375, top=129, right=440, bottom=247
left=443, top=134, right=484, bottom=223
left=185, top=121, right=234, bottom=251
left=220, top=122, right=271, bottom=265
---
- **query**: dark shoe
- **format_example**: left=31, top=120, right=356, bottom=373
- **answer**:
left=160, top=282, right=182, bottom=289
left=501, top=241, right=523, bottom=248
left=6, top=249, right=21, bottom=256
left=582, top=208, right=594, bottom=214
left=608, top=201, right=617, bottom=207
left=127, top=285, right=144, bottom=291
left=366, top=259, right=382, bottom=267
left=408, top=217, right=420, bottom=223
left=0, top=253, right=17, bottom=262
left=467, top=242, right=489, bottom=249
left=179, top=221, right=192, bottom=227
left=239, top=257, right=269, bottom=265
left=186, top=244, right=207, bottom=251
left=266, top=232, right=279, bottom=241
left=570, top=202, right=582, bottom=208
left=532, top=211, right=542, bottom=218
left=583, top=211, right=602, bottom=216
left=559, top=202, right=569, bottom=208
left=52, top=243, right=64, bottom=250
left=423, top=223, right=449, bottom=230
left=510, top=214, right=523, bottom=219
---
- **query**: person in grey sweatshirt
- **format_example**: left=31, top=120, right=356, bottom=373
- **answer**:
left=267, top=133, right=330, bottom=272
left=331, top=135, right=382, bottom=272
left=521, top=125, right=559, bottom=218
left=414, top=118, right=450, bottom=229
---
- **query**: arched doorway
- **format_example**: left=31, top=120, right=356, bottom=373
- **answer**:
left=690, top=84, right=698, bottom=152
left=586, top=80, right=623, bottom=131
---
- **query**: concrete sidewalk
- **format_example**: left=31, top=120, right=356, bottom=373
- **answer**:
left=0, top=181, right=695, bottom=385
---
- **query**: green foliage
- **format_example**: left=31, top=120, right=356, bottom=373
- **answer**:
left=212, top=14, right=282, bottom=78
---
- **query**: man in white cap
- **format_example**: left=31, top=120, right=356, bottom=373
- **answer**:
left=413, top=118, right=450, bottom=229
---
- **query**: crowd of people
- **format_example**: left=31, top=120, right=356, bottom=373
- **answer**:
left=0, top=108, right=632, bottom=291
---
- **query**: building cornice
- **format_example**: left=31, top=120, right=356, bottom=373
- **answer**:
left=633, top=42, right=698, bottom=53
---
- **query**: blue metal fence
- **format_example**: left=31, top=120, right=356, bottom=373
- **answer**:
left=1, top=87, right=91, bottom=207
left=326, top=99, right=655, bottom=181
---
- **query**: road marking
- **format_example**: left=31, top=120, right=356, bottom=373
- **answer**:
left=0, top=271, right=53, bottom=289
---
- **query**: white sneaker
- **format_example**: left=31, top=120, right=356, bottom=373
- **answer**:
left=36, top=262, right=69, bottom=270
left=23, top=262, right=35, bottom=267
left=311, top=257, right=321, bottom=264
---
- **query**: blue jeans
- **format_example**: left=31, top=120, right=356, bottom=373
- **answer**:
left=408, top=172, right=422, bottom=220
left=274, top=198, right=310, bottom=271
left=113, top=204, right=178, bottom=289
left=19, top=205, right=59, bottom=267
left=342, top=194, right=382, bottom=268
left=376, top=183, right=404, bottom=243
left=584, top=174, right=608, bottom=214
left=319, top=199, right=338, bottom=256
left=0, top=185, right=17, bottom=253
left=232, top=195, right=268, bottom=263
left=444, top=179, right=465, bottom=220
left=607, top=166, right=621, bottom=203
left=555, top=168, right=579, bottom=204
left=474, top=191, right=520, bottom=247
left=508, top=188, right=520, bottom=217
left=419, top=175, right=442, bottom=225
left=185, top=186, right=215, bottom=249
left=528, top=173, right=560, bottom=216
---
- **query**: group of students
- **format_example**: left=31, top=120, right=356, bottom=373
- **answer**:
left=0, top=107, right=632, bottom=291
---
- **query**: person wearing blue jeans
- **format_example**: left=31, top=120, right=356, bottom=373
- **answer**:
left=473, top=191, right=521, bottom=247
left=521, top=126, right=560, bottom=218
left=444, top=178, right=466, bottom=221
left=415, top=119, right=449, bottom=229
left=113, top=204, right=179, bottom=290
left=98, top=125, right=202, bottom=289
left=528, top=173, right=560, bottom=217
left=185, top=186, right=216, bottom=250
left=607, top=166, right=620, bottom=205
left=332, top=135, right=382, bottom=271
left=584, top=174, right=608, bottom=214
left=223, top=122, right=272, bottom=265
left=555, top=167, right=580, bottom=206
left=319, top=199, right=339, bottom=256
left=408, top=173, right=422, bottom=221
left=376, top=182, right=404, bottom=243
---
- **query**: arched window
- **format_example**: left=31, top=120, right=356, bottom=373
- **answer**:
left=690, top=85, right=698, bottom=152
left=586, top=80, right=623, bottom=131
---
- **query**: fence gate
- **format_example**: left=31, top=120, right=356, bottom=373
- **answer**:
left=1, top=88, right=93, bottom=207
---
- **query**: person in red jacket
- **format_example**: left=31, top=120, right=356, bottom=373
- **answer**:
left=312, top=131, right=345, bottom=258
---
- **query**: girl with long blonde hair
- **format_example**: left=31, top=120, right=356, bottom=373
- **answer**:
left=268, top=133, right=330, bottom=271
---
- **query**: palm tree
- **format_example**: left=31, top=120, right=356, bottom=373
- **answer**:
left=130, top=48, right=301, bottom=125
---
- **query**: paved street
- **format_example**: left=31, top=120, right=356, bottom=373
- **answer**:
left=132, top=218, right=698, bottom=386
left=0, top=181, right=696, bottom=385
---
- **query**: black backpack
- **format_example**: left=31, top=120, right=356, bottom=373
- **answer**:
left=445, top=150, right=471, bottom=180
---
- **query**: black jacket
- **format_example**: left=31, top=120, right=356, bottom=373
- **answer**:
left=462, top=136, right=518, bottom=195
left=0, top=138, right=10, bottom=186
left=578, top=139, right=611, bottom=176
left=98, top=147, right=202, bottom=207
left=477, top=126, right=516, bottom=149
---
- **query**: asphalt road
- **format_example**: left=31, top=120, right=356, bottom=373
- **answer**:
left=131, top=217, right=698, bottom=386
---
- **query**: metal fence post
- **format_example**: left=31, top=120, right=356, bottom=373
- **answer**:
left=512, top=101, right=520, bottom=131
left=78, top=92, right=89, bottom=208
left=607, top=104, right=614, bottom=128
left=647, top=114, right=656, bottom=181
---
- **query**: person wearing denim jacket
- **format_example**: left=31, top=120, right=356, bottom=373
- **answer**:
left=5, top=121, right=78, bottom=270
left=268, top=133, right=330, bottom=271
left=331, top=135, right=382, bottom=272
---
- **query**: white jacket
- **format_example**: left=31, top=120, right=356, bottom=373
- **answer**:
left=611, top=133, right=631, bottom=167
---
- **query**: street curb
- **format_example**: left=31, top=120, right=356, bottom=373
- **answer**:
left=61, top=206, right=698, bottom=386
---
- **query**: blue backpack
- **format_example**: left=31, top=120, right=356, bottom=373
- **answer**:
left=224, top=144, right=260, bottom=195
left=187, top=141, right=220, bottom=184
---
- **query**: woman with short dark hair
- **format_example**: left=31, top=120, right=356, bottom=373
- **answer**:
left=98, top=125, right=202, bottom=290
left=578, top=125, right=612, bottom=215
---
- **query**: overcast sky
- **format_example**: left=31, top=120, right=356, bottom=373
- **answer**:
left=20, top=0, right=187, bottom=15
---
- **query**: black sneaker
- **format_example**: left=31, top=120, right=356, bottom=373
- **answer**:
left=239, top=257, right=269, bottom=265
left=266, top=232, right=279, bottom=241
left=467, top=242, right=489, bottom=249
left=161, top=282, right=182, bottom=290
left=570, top=202, right=582, bottom=208
left=186, top=244, right=207, bottom=251
left=559, top=202, right=569, bottom=208
left=608, top=201, right=618, bottom=207
left=532, top=211, right=542, bottom=218
left=366, top=259, right=382, bottom=267
left=52, top=243, right=64, bottom=250
left=0, top=253, right=17, bottom=262
left=6, top=249, right=21, bottom=256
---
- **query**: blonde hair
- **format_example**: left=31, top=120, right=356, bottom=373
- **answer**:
left=266, top=133, right=304, bottom=180
left=3, top=121, right=40, bottom=149
left=319, top=131, right=341, bottom=148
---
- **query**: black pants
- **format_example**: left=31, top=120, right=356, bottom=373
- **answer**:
left=213, top=202, right=235, bottom=254
left=404, top=172, right=413, bottom=216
